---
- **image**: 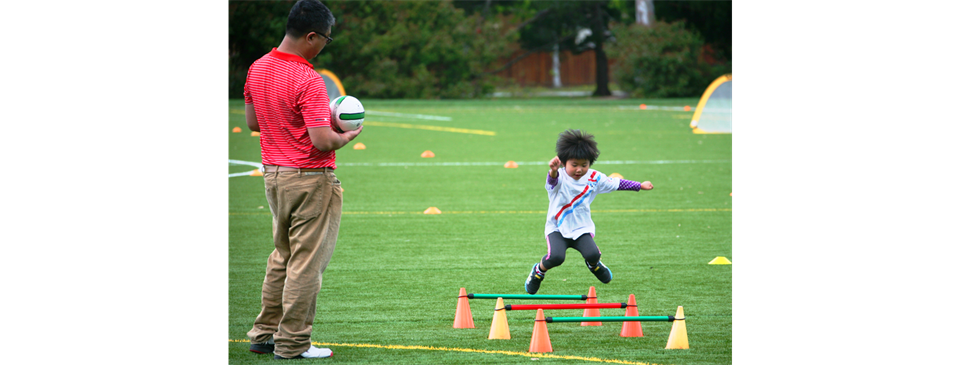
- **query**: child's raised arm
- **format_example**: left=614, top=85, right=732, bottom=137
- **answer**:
left=617, top=179, right=654, bottom=191
left=548, top=156, right=561, bottom=179
left=546, top=156, right=562, bottom=190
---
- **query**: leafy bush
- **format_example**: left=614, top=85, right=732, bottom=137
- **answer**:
left=320, top=1, right=516, bottom=98
left=227, top=0, right=518, bottom=99
left=608, top=20, right=728, bottom=98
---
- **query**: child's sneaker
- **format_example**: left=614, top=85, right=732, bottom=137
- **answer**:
left=524, top=263, right=545, bottom=294
left=586, top=260, right=612, bottom=283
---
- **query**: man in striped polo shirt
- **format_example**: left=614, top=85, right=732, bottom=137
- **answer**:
left=243, top=0, right=362, bottom=360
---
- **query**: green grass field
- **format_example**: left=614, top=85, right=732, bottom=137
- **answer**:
left=228, top=97, right=731, bottom=365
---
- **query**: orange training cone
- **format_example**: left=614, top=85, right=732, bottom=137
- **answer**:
left=488, top=297, right=510, bottom=339
left=620, top=294, right=643, bottom=337
left=421, top=150, right=435, bottom=158
left=609, top=173, right=624, bottom=179
left=504, top=161, right=518, bottom=168
left=251, top=131, right=261, bottom=137
left=665, top=306, right=689, bottom=349
left=640, top=104, right=647, bottom=110
left=529, top=309, right=552, bottom=353
left=684, top=105, right=691, bottom=111
left=424, top=207, right=442, bottom=214
left=250, top=169, right=263, bottom=177
left=581, top=286, right=601, bottom=326
left=232, top=126, right=242, bottom=133
left=353, top=142, right=366, bottom=150
left=453, top=288, right=474, bottom=328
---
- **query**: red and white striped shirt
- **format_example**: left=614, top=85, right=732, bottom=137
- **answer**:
left=244, top=48, right=335, bottom=169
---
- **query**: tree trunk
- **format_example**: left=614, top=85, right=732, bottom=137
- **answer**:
left=592, top=2, right=611, bottom=97
left=593, top=41, right=611, bottom=96
left=636, top=0, right=655, bottom=26
left=552, top=44, right=562, bottom=88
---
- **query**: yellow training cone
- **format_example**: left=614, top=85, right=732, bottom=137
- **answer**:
left=665, top=306, right=689, bottom=349
left=232, top=126, right=242, bottom=133
left=488, top=297, right=510, bottom=339
left=708, top=256, right=732, bottom=265
left=424, top=207, right=442, bottom=214
left=353, top=142, right=366, bottom=150
left=251, top=131, right=261, bottom=137
left=421, top=150, right=435, bottom=158
left=250, top=169, right=263, bottom=177
left=504, top=161, right=518, bottom=168
left=609, top=173, right=624, bottom=179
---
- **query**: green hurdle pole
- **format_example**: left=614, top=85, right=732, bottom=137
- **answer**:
left=545, top=316, right=676, bottom=323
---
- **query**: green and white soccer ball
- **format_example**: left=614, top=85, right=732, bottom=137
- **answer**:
left=330, top=95, right=364, bottom=133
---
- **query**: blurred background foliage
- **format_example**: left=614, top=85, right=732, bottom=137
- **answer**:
left=229, top=0, right=731, bottom=99
left=609, top=20, right=728, bottom=98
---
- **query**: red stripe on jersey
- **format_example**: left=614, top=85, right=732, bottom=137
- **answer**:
left=244, top=48, right=335, bottom=169
left=553, top=172, right=598, bottom=220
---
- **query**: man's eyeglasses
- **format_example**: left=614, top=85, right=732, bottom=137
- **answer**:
left=318, top=33, right=333, bottom=45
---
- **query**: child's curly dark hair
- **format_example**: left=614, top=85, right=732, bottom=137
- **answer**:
left=556, top=129, right=599, bottom=165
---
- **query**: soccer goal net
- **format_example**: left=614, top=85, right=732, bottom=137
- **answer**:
left=315, top=68, right=346, bottom=101
left=690, top=74, right=732, bottom=134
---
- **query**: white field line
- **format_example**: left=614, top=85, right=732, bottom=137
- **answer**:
left=228, top=159, right=262, bottom=168
left=230, top=109, right=452, bottom=121
left=229, top=159, right=729, bottom=177
left=365, top=110, right=452, bottom=121
left=228, top=159, right=262, bottom=177
left=617, top=105, right=694, bottom=111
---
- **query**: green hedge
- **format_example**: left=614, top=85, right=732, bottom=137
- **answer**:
left=229, top=0, right=515, bottom=99
left=608, top=20, right=730, bottom=98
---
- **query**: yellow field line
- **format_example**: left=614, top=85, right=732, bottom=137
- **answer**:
left=228, top=339, right=658, bottom=365
left=229, top=208, right=730, bottom=216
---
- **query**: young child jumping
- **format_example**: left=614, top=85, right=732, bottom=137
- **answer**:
left=525, top=129, right=654, bottom=294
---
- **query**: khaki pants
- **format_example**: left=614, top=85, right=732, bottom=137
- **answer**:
left=247, top=170, right=342, bottom=358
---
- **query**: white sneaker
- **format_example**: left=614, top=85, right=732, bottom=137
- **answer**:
left=300, top=346, right=333, bottom=358
left=273, top=345, right=333, bottom=359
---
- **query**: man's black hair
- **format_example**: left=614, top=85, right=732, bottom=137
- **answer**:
left=286, top=0, right=335, bottom=38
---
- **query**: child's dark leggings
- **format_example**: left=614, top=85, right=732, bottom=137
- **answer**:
left=540, top=231, right=601, bottom=270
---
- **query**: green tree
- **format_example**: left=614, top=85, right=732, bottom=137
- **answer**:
left=317, top=0, right=514, bottom=98
left=458, top=0, right=631, bottom=96
left=228, top=0, right=515, bottom=99
left=608, top=20, right=725, bottom=98
left=228, top=1, right=292, bottom=99
left=611, top=0, right=733, bottom=61
left=515, top=0, right=626, bottom=96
